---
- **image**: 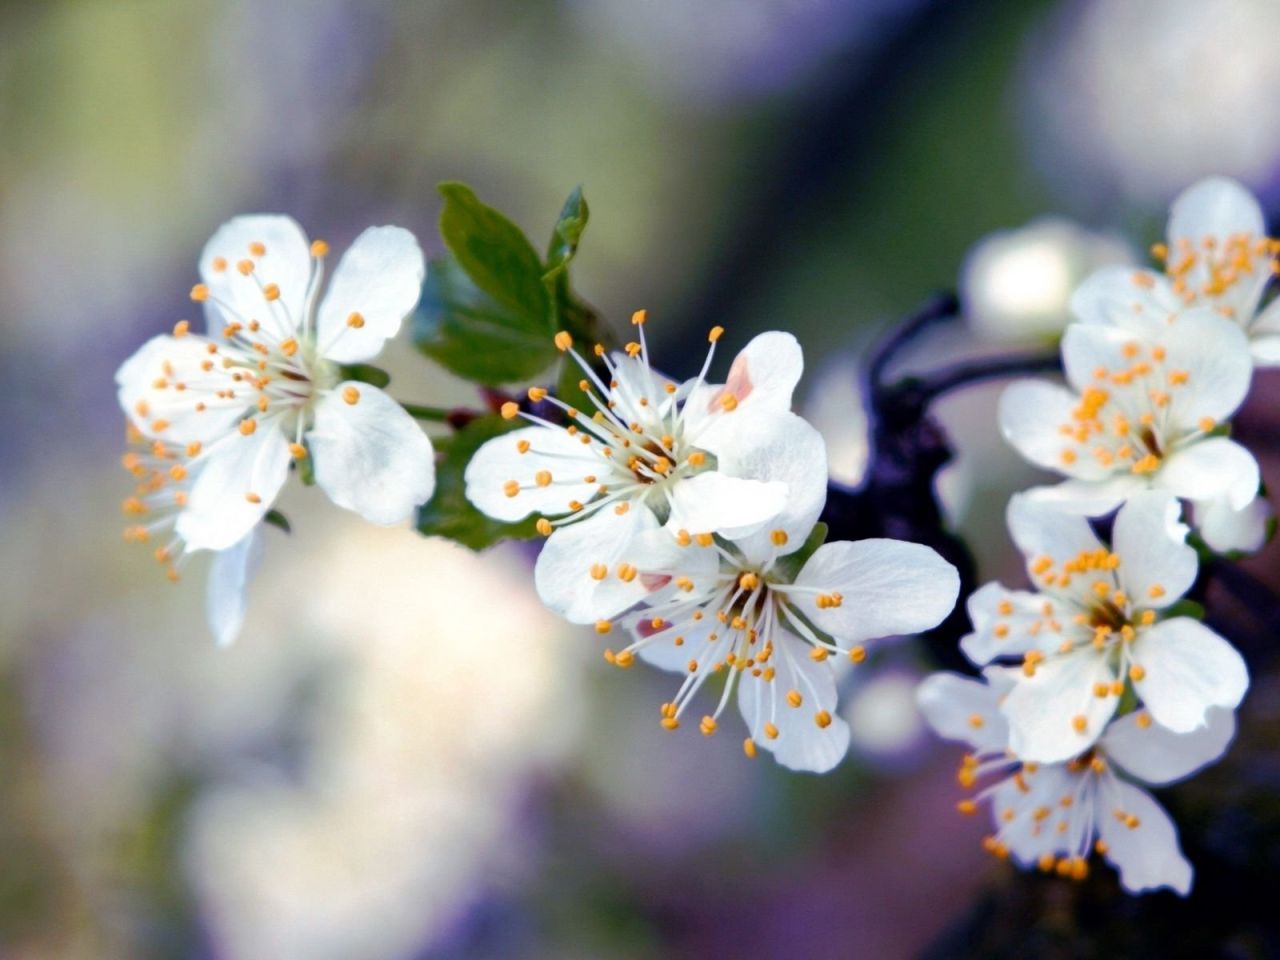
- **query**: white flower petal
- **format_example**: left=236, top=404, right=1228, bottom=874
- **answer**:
left=1167, top=176, right=1268, bottom=321
left=631, top=612, right=718, bottom=673
left=991, top=765, right=1075, bottom=867
left=791, top=538, right=959, bottom=646
left=1160, top=309, right=1254, bottom=425
left=1131, top=618, right=1248, bottom=734
left=1159, top=437, right=1260, bottom=510
left=316, top=226, right=425, bottom=364
left=1249, top=334, right=1280, bottom=365
left=666, top=472, right=788, bottom=539
left=200, top=215, right=311, bottom=338
left=1112, top=492, right=1197, bottom=609
left=533, top=506, right=661, bottom=623
left=115, top=334, right=252, bottom=444
left=915, top=672, right=1009, bottom=754
left=1194, top=494, right=1272, bottom=554
left=606, top=352, right=677, bottom=425
left=1019, top=477, right=1143, bottom=517
left=710, top=411, right=828, bottom=565
left=307, top=383, right=435, bottom=525
left=1001, top=650, right=1117, bottom=763
left=1096, top=776, right=1192, bottom=896
left=686, top=331, right=803, bottom=449
left=206, top=526, right=264, bottom=647
left=177, top=425, right=291, bottom=551
left=998, top=380, right=1111, bottom=480
left=1101, top=708, right=1235, bottom=787
left=1006, top=492, right=1105, bottom=580
left=1070, top=265, right=1180, bottom=330
left=1168, top=177, right=1265, bottom=254
left=737, top=628, right=849, bottom=773
left=960, top=582, right=1060, bottom=665
left=463, top=425, right=600, bottom=523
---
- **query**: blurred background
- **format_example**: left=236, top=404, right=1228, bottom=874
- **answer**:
left=2, top=0, right=1279, bottom=957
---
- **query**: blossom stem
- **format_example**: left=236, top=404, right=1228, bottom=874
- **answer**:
left=866, top=291, right=961, bottom=390
left=910, top=352, right=1063, bottom=404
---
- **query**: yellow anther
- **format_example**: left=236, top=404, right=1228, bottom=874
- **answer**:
left=675, top=576, right=694, bottom=592
left=848, top=645, right=866, bottom=664
left=236, top=259, right=254, bottom=276
left=694, top=533, right=714, bottom=547
left=516, top=439, right=531, bottom=454
left=687, top=451, right=706, bottom=467
left=535, top=470, right=552, bottom=487
left=993, top=623, right=1010, bottom=639
left=503, top=480, right=520, bottom=498
left=536, top=518, right=553, bottom=536
left=1140, top=610, right=1156, bottom=625
left=631, top=309, right=647, bottom=326
left=309, top=239, right=329, bottom=257
left=814, top=710, right=832, bottom=729
left=739, top=572, right=760, bottom=590
left=743, top=738, right=757, bottom=758
left=699, top=716, right=717, bottom=736
left=785, top=689, right=803, bottom=708
left=594, top=620, right=612, bottom=635
left=342, top=385, right=360, bottom=405
left=1120, top=625, right=1136, bottom=642
left=554, top=331, right=572, bottom=351
left=1129, top=664, right=1146, bottom=682
left=263, top=283, right=280, bottom=301
left=660, top=717, right=679, bottom=731
left=1072, top=714, right=1088, bottom=733
left=1136, top=712, right=1152, bottom=728
left=238, top=418, right=257, bottom=436
left=590, top=564, right=608, bottom=581
left=347, top=312, right=365, bottom=329
left=617, top=563, right=638, bottom=583
left=720, top=393, right=739, bottom=412
left=957, top=800, right=977, bottom=816
left=809, top=647, right=829, bottom=662
left=764, top=722, right=779, bottom=740
left=1199, top=417, right=1216, bottom=433
left=245, top=492, right=262, bottom=504
left=190, top=284, right=210, bottom=302
left=248, top=241, right=266, bottom=256
left=500, top=402, right=519, bottom=420
left=528, top=387, right=548, bottom=402
left=1148, top=584, right=1166, bottom=599
left=968, top=713, right=984, bottom=728
left=289, top=442, right=307, bottom=460
left=708, top=326, right=724, bottom=343
left=1061, top=449, right=1077, bottom=465
left=624, top=341, right=642, bottom=358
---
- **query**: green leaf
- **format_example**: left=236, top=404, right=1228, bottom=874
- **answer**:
left=413, top=256, right=560, bottom=384
left=543, top=185, right=589, bottom=282
left=416, top=415, right=543, bottom=550
left=337, top=363, right=391, bottom=389
left=1164, top=599, right=1206, bottom=621
left=263, top=509, right=292, bottom=535
left=438, top=181, right=550, bottom=323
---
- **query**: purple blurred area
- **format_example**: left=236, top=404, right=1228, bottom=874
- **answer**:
left=1, top=1, right=1278, bottom=957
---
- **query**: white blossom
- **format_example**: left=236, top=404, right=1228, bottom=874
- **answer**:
left=465, top=317, right=810, bottom=617
left=998, top=304, right=1263, bottom=551
left=917, top=670, right=1235, bottom=895
left=116, top=215, right=435, bottom=555
left=546, top=422, right=960, bottom=773
left=1072, top=176, right=1280, bottom=367
left=960, top=492, right=1247, bottom=764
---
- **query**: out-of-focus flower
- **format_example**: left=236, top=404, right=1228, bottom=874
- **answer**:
left=843, top=666, right=929, bottom=766
left=917, top=670, right=1236, bottom=895
left=961, top=217, right=1133, bottom=345
left=1027, top=0, right=1280, bottom=205
left=961, top=492, right=1247, bottom=764
left=998, top=308, right=1262, bottom=551
left=116, top=215, right=433, bottom=554
left=187, top=529, right=583, bottom=960
left=802, top=355, right=870, bottom=487
left=564, top=422, right=958, bottom=772
left=466, top=323, right=804, bottom=620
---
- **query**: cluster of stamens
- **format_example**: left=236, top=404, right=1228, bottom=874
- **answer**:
left=1056, top=339, right=1210, bottom=475
left=958, top=741, right=1149, bottom=880
left=595, top=543, right=866, bottom=758
left=120, top=425, right=195, bottom=582
left=1150, top=232, right=1280, bottom=314
left=499, top=312, right=731, bottom=535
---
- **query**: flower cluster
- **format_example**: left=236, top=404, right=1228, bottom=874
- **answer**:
left=918, top=177, right=1271, bottom=895
left=116, top=216, right=436, bottom=645
left=465, top=315, right=961, bottom=772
